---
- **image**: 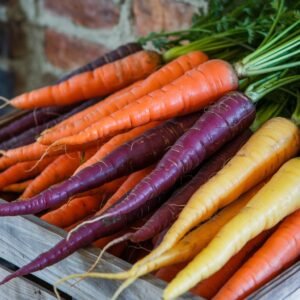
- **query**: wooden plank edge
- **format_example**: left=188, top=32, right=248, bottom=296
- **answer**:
left=0, top=263, right=59, bottom=300
left=0, top=199, right=202, bottom=300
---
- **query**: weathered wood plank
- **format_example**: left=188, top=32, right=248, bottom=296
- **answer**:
left=248, top=260, right=300, bottom=300
left=0, top=264, right=58, bottom=300
left=0, top=199, right=202, bottom=300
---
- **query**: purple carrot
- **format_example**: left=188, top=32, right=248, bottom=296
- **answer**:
left=131, top=129, right=252, bottom=243
left=56, top=42, right=142, bottom=83
left=0, top=193, right=166, bottom=284
left=0, top=93, right=255, bottom=284
left=0, top=113, right=199, bottom=216
left=0, top=43, right=141, bottom=143
left=0, top=98, right=99, bottom=150
left=91, top=92, right=255, bottom=225
left=0, top=105, right=75, bottom=142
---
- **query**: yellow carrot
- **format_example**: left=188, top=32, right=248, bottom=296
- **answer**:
left=53, top=182, right=264, bottom=287
left=137, top=117, right=299, bottom=265
left=164, top=157, right=300, bottom=299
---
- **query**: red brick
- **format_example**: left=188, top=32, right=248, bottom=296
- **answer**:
left=44, top=0, right=120, bottom=29
left=133, top=0, right=197, bottom=36
left=45, top=29, right=109, bottom=70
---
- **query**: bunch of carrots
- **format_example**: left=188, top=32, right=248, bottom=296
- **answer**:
left=0, top=0, right=299, bottom=299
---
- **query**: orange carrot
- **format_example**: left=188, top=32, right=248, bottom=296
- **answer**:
left=45, top=81, right=142, bottom=135
left=0, top=141, right=87, bottom=169
left=38, top=51, right=208, bottom=145
left=191, top=230, right=272, bottom=299
left=157, top=230, right=272, bottom=299
left=92, top=231, right=128, bottom=258
left=0, top=157, right=55, bottom=190
left=11, top=51, right=161, bottom=109
left=21, top=148, right=97, bottom=199
left=76, top=123, right=160, bottom=173
left=97, top=166, right=155, bottom=215
left=41, top=195, right=106, bottom=228
left=2, top=180, right=33, bottom=193
left=41, top=178, right=125, bottom=228
left=214, top=209, right=300, bottom=300
left=51, top=59, right=238, bottom=148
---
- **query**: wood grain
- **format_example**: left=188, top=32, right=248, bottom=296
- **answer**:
left=0, top=264, right=58, bottom=300
left=0, top=200, right=201, bottom=300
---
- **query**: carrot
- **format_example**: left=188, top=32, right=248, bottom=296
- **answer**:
left=164, top=157, right=300, bottom=299
left=57, top=42, right=142, bottom=83
left=2, top=180, right=33, bottom=193
left=0, top=157, right=55, bottom=190
left=0, top=104, right=76, bottom=143
left=53, top=183, right=265, bottom=286
left=214, top=209, right=300, bottom=300
left=190, top=230, right=272, bottom=299
left=97, top=166, right=155, bottom=215
left=21, top=148, right=97, bottom=199
left=0, top=98, right=99, bottom=151
left=156, top=230, right=272, bottom=298
left=41, top=195, right=105, bottom=229
left=92, top=231, right=128, bottom=258
left=131, top=130, right=252, bottom=243
left=0, top=42, right=141, bottom=142
left=50, top=59, right=238, bottom=148
left=0, top=138, right=93, bottom=169
left=10, top=51, right=161, bottom=109
left=71, top=92, right=254, bottom=244
left=137, top=117, right=299, bottom=266
left=38, top=51, right=208, bottom=145
left=76, top=122, right=160, bottom=173
left=0, top=114, right=198, bottom=217
left=73, top=177, right=128, bottom=199
left=41, top=177, right=125, bottom=228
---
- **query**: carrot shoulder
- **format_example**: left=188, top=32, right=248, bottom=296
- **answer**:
left=11, top=50, right=161, bottom=109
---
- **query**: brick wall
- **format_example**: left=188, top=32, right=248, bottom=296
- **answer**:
left=0, top=0, right=207, bottom=96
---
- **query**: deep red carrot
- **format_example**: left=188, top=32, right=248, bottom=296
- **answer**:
left=11, top=51, right=161, bottom=109
left=57, top=43, right=142, bottom=83
left=131, top=129, right=252, bottom=243
left=0, top=114, right=199, bottom=216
